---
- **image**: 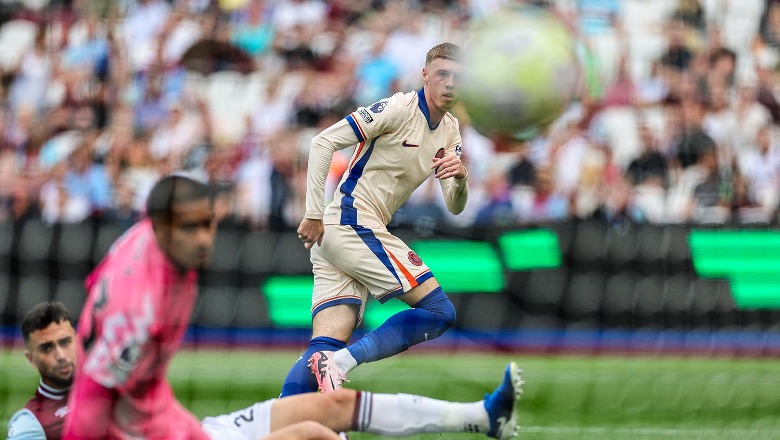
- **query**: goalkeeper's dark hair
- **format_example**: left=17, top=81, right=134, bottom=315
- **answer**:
left=426, top=42, right=464, bottom=65
left=22, top=302, right=72, bottom=345
left=145, top=174, right=211, bottom=224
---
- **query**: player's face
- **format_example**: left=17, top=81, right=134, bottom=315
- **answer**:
left=423, top=57, right=463, bottom=112
left=25, top=320, right=76, bottom=388
left=157, top=199, right=216, bottom=270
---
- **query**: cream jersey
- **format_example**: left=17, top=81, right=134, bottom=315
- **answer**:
left=305, top=89, right=468, bottom=228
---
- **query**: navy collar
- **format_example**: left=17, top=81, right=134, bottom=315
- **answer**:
left=417, top=88, right=439, bottom=131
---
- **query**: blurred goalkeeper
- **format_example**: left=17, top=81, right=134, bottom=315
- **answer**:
left=283, top=42, right=469, bottom=397
left=10, top=300, right=523, bottom=439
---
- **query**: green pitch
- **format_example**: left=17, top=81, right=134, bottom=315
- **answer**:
left=2, top=349, right=779, bottom=439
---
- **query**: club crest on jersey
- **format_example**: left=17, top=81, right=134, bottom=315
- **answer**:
left=408, top=251, right=423, bottom=266
left=55, top=405, right=70, bottom=418
left=357, top=108, right=374, bottom=123
left=370, top=100, right=388, bottom=113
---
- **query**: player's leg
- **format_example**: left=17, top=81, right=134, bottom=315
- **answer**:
left=272, top=362, right=524, bottom=438
left=279, top=307, right=354, bottom=396
left=265, top=421, right=344, bottom=440
left=338, top=277, right=455, bottom=369
left=201, top=400, right=343, bottom=440
left=280, top=239, right=366, bottom=397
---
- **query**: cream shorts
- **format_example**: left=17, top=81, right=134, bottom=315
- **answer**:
left=310, top=224, right=433, bottom=318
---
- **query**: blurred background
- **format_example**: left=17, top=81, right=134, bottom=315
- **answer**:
left=1, top=0, right=780, bottom=437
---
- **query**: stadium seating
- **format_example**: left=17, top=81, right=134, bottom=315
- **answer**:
left=53, top=277, right=87, bottom=319
left=0, top=221, right=12, bottom=275
left=15, top=275, right=52, bottom=320
left=55, top=222, right=95, bottom=280
left=238, top=231, right=278, bottom=287
left=17, top=220, right=54, bottom=278
left=201, top=227, right=244, bottom=287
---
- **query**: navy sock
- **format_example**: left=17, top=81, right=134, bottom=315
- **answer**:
left=347, top=287, right=455, bottom=365
left=280, top=336, right=346, bottom=397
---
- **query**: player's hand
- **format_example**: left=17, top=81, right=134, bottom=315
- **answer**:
left=297, top=218, right=324, bottom=250
left=432, top=154, right=467, bottom=180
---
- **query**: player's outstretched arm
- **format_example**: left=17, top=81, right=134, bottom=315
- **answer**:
left=263, top=420, right=343, bottom=440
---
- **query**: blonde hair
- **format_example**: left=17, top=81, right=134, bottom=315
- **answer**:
left=426, top=43, right=464, bottom=66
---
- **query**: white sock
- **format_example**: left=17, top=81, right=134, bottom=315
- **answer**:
left=354, top=392, right=489, bottom=437
left=333, top=348, right=358, bottom=373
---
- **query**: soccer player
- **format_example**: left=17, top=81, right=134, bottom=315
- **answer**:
left=283, top=42, right=470, bottom=396
left=62, top=174, right=218, bottom=439
left=8, top=302, right=75, bottom=439
left=12, top=304, right=524, bottom=440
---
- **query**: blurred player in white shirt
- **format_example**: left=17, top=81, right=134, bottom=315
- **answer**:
left=282, top=43, right=470, bottom=398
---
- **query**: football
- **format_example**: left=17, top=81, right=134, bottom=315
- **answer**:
left=459, top=6, right=580, bottom=138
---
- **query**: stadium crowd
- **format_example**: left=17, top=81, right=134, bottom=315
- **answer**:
left=1, top=0, right=780, bottom=232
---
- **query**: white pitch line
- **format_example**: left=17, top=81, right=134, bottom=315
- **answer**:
left=521, top=426, right=778, bottom=436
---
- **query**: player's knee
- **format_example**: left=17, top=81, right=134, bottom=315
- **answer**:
left=415, top=287, right=456, bottom=329
left=437, top=297, right=456, bottom=329
left=325, top=389, right=357, bottom=411
left=444, top=299, right=458, bottom=328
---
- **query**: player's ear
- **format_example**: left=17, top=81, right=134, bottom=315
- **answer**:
left=422, top=67, right=428, bottom=83
left=25, top=350, right=33, bottom=365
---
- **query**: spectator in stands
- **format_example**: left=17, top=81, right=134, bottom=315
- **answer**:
left=8, top=26, right=52, bottom=114
left=105, top=176, right=141, bottom=230
left=516, top=165, right=569, bottom=224
left=674, top=98, right=717, bottom=169
left=733, top=80, right=773, bottom=150
left=352, top=35, right=400, bottom=105
left=506, top=140, right=536, bottom=189
left=756, top=1, right=780, bottom=65
left=672, top=0, right=706, bottom=34
left=590, top=177, right=646, bottom=227
left=626, top=122, right=669, bottom=189
left=738, top=124, right=780, bottom=217
left=688, top=146, right=731, bottom=223
left=231, top=0, right=275, bottom=58
left=39, top=162, right=90, bottom=224
left=63, top=141, right=112, bottom=216
left=474, top=172, right=515, bottom=227
left=659, top=18, right=695, bottom=100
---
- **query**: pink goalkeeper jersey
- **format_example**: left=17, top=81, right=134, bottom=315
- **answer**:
left=64, top=219, right=208, bottom=440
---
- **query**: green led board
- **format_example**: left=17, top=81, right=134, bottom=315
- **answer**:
left=262, top=275, right=411, bottom=329
left=411, top=240, right=504, bottom=293
left=262, top=276, right=313, bottom=327
left=363, top=299, right=410, bottom=329
left=498, top=229, right=561, bottom=270
left=262, top=239, right=505, bottom=327
left=690, top=230, right=780, bottom=308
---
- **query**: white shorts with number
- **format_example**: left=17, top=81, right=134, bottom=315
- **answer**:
left=201, top=400, right=275, bottom=440
left=311, top=224, right=433, bottom=319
